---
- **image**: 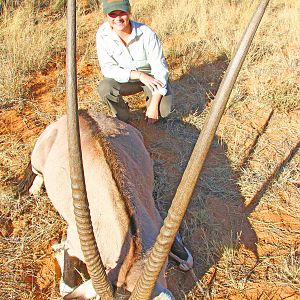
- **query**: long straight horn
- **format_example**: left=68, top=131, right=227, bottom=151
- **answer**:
left=130, top=0, right=271, bottom=299
left=66, top=0, right=113, bottom=298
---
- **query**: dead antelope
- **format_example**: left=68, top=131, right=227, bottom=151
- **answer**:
left=18, top=110, right=193, bottom=299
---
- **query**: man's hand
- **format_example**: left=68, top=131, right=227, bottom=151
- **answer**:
left=139, top=72, right=163, bottom=93
left=130, top=71, right=164, bottom=124
left=130, top=70, right=164, bottom=93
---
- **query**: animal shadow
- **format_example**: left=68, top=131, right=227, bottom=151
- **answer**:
left=130, top=58, right=259, bottom=299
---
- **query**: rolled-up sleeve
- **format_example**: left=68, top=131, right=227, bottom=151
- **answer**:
left=96, top=30, right=131, bottom=83
left=146, top=32, right=169, bottom=96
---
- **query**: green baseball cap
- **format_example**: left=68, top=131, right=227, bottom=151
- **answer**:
left=103, top=0, right=130, bottom=14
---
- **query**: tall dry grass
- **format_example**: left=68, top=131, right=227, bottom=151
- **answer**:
left=0, top=1, right=66, bottom=106
left=133, top=0, right=300, bottom=112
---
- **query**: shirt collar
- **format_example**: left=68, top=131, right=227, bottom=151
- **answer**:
left=127, top=21, right=143, bottom=44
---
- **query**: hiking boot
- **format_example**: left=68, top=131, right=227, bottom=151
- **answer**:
left=169, top=233, right=194, bottom=271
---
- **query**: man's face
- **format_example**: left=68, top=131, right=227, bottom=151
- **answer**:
left=107, top=10, right=130, bottom=32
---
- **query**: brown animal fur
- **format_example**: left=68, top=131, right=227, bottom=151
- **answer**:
left=21, top=110, right=168, bottom=296
left=79, top=110, right=142, bottom=257
left=78, top=110, right=143, bottom=285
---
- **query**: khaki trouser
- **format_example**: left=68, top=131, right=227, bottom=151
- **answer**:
left=97, top=78, right=173, bottom=122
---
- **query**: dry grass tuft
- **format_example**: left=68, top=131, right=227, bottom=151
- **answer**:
left=0, top=1, right=66, bottom=106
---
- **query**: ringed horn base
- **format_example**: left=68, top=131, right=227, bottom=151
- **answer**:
left=66, top=0, right=113, bottom=298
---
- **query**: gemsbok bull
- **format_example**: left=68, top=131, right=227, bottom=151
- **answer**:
left=18, top=0, right=270, bottom=298
left=17, top=110, right=193, bottom=299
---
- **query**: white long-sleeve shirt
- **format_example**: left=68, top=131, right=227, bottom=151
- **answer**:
left=96, top=20, right=169, bottom=96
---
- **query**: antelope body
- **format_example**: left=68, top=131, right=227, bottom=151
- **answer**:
left=23, top=110, right=173, bottom=299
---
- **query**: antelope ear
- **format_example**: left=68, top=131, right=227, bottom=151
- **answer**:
left=63, top=279, right=97, bottom=300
